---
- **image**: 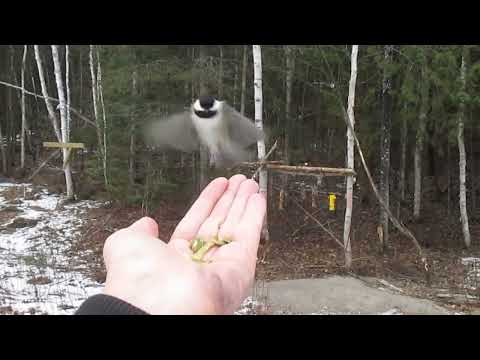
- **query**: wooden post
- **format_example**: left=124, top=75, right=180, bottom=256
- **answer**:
left=43, top=142, right=84, bottom=169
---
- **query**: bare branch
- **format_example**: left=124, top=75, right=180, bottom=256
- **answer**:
left=291, top=197, right=345, bottom=249
left=0, top=79, right=98, bottom=128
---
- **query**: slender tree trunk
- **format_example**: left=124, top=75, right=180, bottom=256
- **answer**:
left=233, top=47, right=238, bottom=108
left=191, top=47, right=195, bottom=104
left=79, top=50, right=83, bottom=115
left=21, top=45, right=28, bottom=169
left=218, top=46, right=223, bottom=98
left=458, top=46, right=471, bottom=248
left=380, top=45, right=394, bottom=250
left=7, top=46, right=15, bottom=171
left=89, top=45, right=108, bottom=188
left=34, top=45, right=62, bottom=142
left=253, top=45, right=269, bottom=241
left=0, top=123, right=6, bottom=173
left=240, top=45, right=248, bottom=116
left=397, top=105, right=408, bottom=219
left=447, top=143, right=451, bottom=217
left=301, top=65, right=309, bottom=158
left=414, top=56, right=430, bottom=221
left=198, top=45, right=209, bottom=192
left=343, top=45, right=358, bottom=269
left=51, top=45, right=74, bottom=199
left=284, top=45, right=295, bottom=164
left=96, top=47, right=109, bottom=187
left=279, top=45, right=294, bottom=211
left=470, top=108, right=476, bottom=214
left=129, top=69, right=138, bottom=186
left=31, top=61, right=41, bottom=117
left=327, top=128, right=335, bottom=163
left=89, top=44, right=101, bottom=147
left=66, top=45, right=71, bottom=142
left=190, top=47, right=197, bottom=189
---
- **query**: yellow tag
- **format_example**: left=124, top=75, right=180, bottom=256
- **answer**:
left=328, top=194, right=336, bottom=211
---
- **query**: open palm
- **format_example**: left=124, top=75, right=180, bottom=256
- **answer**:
left=102, top=175, right=266, bottom=315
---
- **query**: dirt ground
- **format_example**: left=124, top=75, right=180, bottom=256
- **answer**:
left=8, top=164, right=479, bottom=314
left=70, top=188, right=480, bottom=315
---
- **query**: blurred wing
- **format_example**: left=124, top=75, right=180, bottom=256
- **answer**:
left=143, top=111, right=199, bottom=153
left=222, top=103, right=265, bottom=148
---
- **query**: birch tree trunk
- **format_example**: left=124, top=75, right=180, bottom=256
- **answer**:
left=253, top=45, right=269, bottom=240
left=89, top=45, right=108, bottom=188
left=380, top=45, right=394, bottom=251
left=21, top=45, right=28, bottom=169
left=96, top=47, right=109, bottom=186
left=458, top=46, right=471, bottom=248
left=414, top=55, right=430, bottom=221
left=66, top=45, right=71, bottom=142
left=51, top=45, right=74, bottom=200
left=343, top=45, right=359, bottom=269
left=0, top=123, right=6, bottom=173
left=34, top=45, right=61, bottom=142
left=240, top=45, right=248, bottom=116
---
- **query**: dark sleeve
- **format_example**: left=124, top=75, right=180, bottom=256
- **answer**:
left=75, top=294, right=149, bottom=315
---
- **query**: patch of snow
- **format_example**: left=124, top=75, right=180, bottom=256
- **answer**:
left=378, top=308, right=403, bottom=315
left=461, top=257, right=480, bottom=291
left=234, top=296, right=263, bottom=315
left=0, top=182, right=104, bottom=315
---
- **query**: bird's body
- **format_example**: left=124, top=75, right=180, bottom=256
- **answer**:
left=191, top=99, right=223, bottom=159
left=144, top=96, right=264, bottom=167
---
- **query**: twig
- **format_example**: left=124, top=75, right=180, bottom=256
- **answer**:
left=28, top=149, right=61, bottom=180
left=0, top=80, right=98, bottom=128
left=251, top=140, right=278, bottom=180
left=241, top=160, right=285, bottom=166
left=290, top=212, right=335, bottom=238
left=290, top=208, right=323, bottom=237
left=291, top=197, right=345, bottom=249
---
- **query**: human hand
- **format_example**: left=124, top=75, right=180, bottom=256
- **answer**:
left=102, top=175, right=266, bottom=315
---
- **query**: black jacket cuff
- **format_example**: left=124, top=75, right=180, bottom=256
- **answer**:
left=75, top=294, right=149, bottom=315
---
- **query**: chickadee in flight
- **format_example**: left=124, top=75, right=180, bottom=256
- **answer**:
left=144, top=95, right=264, bottom=167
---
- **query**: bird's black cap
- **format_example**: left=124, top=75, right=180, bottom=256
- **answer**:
left=199, top=95, right=215, bottom=110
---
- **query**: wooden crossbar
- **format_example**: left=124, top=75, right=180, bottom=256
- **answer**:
left=43, top=142, right=85, bottom=149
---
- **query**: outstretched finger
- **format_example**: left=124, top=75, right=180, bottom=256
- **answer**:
left=195, top=174, right=246, bottom=244
left=170, top=177, right=228, bottom=246
left=235, top=193, right=266, bottom=258
left=217, top=179, right=259, bottom=242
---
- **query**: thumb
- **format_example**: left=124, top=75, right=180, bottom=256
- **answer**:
left=128, top=217, right=159, bottom=238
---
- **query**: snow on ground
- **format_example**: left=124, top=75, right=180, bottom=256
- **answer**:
left=1, top=180, right=476, bottom=316
left=461, top=257, right=480, bottom=291
left=0, top=181, right=104, bottom=315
